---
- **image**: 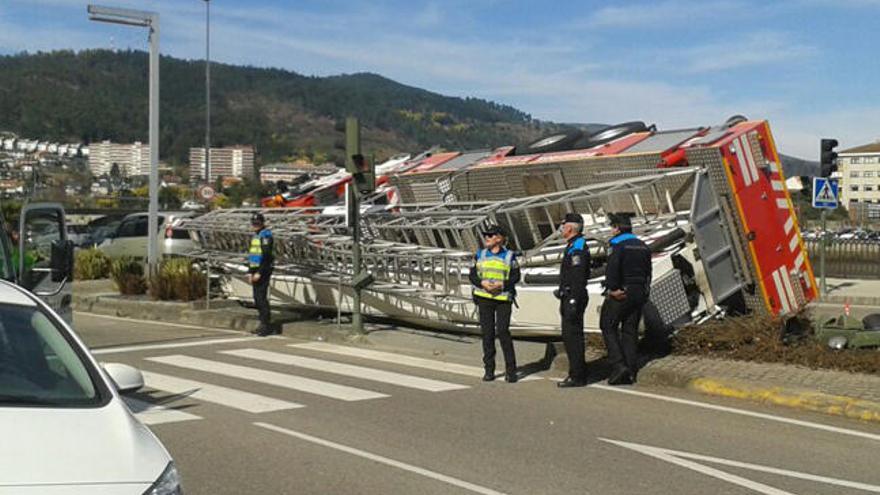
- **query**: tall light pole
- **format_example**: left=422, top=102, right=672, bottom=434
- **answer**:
left=88, top=4, right=160, bottom=273
left=203, top=0, right=211, bottom=185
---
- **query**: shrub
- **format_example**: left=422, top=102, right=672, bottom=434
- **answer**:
left=74, top=248, right=111, bottom=280
left=110, top=257, right=146, bottom=295
left=148, top=258, right=206, bottom=302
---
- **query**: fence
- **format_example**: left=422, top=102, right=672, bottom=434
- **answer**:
left=805, top=239, right=880, bottom=279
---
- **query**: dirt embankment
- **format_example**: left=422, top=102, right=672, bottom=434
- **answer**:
left=670, top=314, right=880, bottom=375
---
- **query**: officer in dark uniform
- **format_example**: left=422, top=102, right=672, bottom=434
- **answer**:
left=555, top=213, right=590, bottom=388
left=247, top=212, right=276, bottom=336
left=469, top=225, right=520, bottom=383
left=600, top=213, right=652, bottom=385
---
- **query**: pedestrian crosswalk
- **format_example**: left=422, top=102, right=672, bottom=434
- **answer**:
left=122, top=342, right=528, bottom=426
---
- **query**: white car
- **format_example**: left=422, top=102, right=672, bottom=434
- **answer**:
left=0, top=280, right=182, bottom=494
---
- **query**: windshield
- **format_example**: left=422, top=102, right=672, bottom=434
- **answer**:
left=0, top=303, right=105, bottom=407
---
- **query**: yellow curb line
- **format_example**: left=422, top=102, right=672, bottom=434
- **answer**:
left=689, top=377, right=880, bottom=423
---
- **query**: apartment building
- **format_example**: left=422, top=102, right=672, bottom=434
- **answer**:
left=189, top=146, right=255, bottom=182
left=88, top=140, right=150, bottom=177
left=839, top=142, right=880, bottom=210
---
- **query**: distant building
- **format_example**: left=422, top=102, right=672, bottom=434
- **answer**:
left=189, top=146, right=255, bottom=182
left=88, top=140, right=151, bottom=177
left=259, top=163, right=338, bottom=183
left=839, top=142, right=880, bottom=210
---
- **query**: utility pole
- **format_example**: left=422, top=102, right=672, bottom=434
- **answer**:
left=88, top=4, right=160, bottom=273
left=203, top=0, right=211, bottom=184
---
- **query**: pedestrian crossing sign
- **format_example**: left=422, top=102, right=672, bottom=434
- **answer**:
left=812, top=177, right=838, bottom=209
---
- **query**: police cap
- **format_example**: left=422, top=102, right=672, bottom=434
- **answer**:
left=562, top=213, right=584, bottom=225
left=251, top=212, right=266, bottom=226
left=481, top=224, right=509, bottom=238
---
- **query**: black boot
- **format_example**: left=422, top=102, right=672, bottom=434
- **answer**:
left=482, top=370, right=495, bottom=382
left=557, top=376, right=586, bottom=388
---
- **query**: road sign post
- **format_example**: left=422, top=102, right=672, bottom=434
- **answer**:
left=812, top=177, right=839, bottom=296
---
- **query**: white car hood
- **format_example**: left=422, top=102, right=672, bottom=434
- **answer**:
left=0, top=398, right=169, bottom=490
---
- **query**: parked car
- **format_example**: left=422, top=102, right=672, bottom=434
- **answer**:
left=86, top=214, right=127, bottom=248
left=66, top=224, right=92, bottom=247
left=0, top=280, right=181, bottom=493
left=181, top=200, right=205, bottom=211
left=98, top=212, right=196, bottom=259
left=816, top=313, right=880, bottom=349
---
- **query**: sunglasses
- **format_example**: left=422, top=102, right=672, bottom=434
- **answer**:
left=483, top=233, right=497, bottom=238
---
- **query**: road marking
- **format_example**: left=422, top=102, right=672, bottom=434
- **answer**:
left=75, top=312, right=242, bottom=335
left=589, top=384, right=880, bottom=442
left=147, top=355, right=388, bottom=401
left=222, top=349, right=469, bottom=392
left=255, top=422, right=508, bottom=495
left=289, top=342, right=540, bottom=381
left=603, top=438, right=880, bottom=493
left=123, top=397, right=202, bottom=425
left=141, top=370, right=304, bottom=413
left=92, top=336, right=262, bottom=355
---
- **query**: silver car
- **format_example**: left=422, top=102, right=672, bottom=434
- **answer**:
left=98, top=212, right=197, bottom=260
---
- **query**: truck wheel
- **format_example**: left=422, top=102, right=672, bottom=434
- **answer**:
left=585, top=121, right=649, bottom=147
left=517, top=130, right=585, bottom=155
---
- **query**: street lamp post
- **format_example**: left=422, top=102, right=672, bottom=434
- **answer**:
left=203, top=0, right=211, bottom=185
left=88, top=4, right=160, bottom=273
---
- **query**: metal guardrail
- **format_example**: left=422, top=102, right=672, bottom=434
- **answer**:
left=805, top=239, right=880, bottom=279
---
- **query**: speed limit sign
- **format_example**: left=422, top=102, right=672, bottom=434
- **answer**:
left=198, top=185, right=215, bottom=201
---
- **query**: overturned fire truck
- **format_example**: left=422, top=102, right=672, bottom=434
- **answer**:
left=181, top=117, right=817, bottom=336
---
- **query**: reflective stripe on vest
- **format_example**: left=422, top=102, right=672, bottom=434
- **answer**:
left=473, top=248, right=514, bottom=301
left=248, top=235, right=263, bottom=267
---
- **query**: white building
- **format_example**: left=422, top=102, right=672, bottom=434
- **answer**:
left=839, top=142, right=880, bottom=210
left=189, top=146, right=255, bottom=182
left=88, top=140, right=151, bottom=177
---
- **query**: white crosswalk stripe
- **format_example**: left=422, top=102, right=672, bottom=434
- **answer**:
left=141, top=370, right=304, bottom=413
left=221, top=348, right=469, bottom=392
left=146, top=354, right=388, bottom=401
left=123, top=397, right=202, bottom=425
left=289, top=342, right=541, bottom=381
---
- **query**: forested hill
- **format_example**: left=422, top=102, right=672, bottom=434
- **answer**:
left=0, top=49, right=564, bottom=165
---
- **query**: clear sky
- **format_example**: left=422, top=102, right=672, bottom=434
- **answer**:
left=2, top=0, right=877, bottom=159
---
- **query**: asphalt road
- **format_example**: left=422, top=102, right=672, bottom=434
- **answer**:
left=74, top=312, right=880, bottom=495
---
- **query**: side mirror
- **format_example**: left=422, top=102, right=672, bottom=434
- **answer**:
left=102, top=363, right=145, bottom=394
left=50, top=240, right=74, bottom=282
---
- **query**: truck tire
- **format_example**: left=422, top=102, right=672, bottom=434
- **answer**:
left=585, top=121, right=649, bottom=147
left=517, top=130, right=585, bottom=155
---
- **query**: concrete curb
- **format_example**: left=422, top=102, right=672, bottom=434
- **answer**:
left=687, top=377, right=880, bottom=423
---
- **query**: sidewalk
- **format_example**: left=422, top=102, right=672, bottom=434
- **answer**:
left=820, top=277, right=880, bottom=306
left=73, top=281, right=880, bottom=424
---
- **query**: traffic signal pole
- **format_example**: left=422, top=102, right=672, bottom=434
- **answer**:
left=820, top=208, right=827, bottom=296
left=345, top=117, right=364, bottom=334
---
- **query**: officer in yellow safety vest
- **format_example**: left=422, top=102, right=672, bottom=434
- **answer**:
left=469, top=224, right=520, bottom=383
left=247, top=212, right=276, bottom=336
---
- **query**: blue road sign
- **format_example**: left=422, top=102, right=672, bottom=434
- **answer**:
left=812, top=177, right=839, bottom=209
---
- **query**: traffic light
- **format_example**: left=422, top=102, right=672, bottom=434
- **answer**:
left=820, top=138, right=838, bottom=177
left=341, top=117, right=375, bottom=194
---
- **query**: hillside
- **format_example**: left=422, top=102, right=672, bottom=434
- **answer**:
left=0, top=49, right=564, bottom=167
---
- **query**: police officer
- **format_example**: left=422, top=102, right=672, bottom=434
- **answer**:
left=555, top=213, right=590, bottom=388
left=600, top=213, right=652, bottom=385
left=247, top=212, right=276, bottom=336
left=469, top=224, right=520, bottom=383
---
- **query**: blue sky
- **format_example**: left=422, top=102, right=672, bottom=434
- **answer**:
left=2, top=0, right=878, bottom=159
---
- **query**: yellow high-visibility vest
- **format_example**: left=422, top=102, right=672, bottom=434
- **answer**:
left=473, top=248, right=514, bottom=302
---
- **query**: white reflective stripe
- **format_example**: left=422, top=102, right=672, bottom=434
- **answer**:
left=780, top=268, right=799, bottom=310
left=783, top=216, right=794, bottom=235
left=147, top=355, right=388, bottom=401
left=771, top=269, right=791, bottom=314
left=788, top=235, right=799, bottom=253
left=289, top=343, right=541, bottom=381
left=503, top=250, right=513, bottom=265
left=733, top=138, right=753, bottom=186
left=740, top=135, right=760, bottom=183
left=776, top=198, right=789, bottom=209
left=123, top=397, right=202, bottom=425
left=794, top=251, right=805, bottom=270
left=769, top=162, right=779, bottom=173
left=141, top=370, right=304, bottom=413
left=221, top=349, right=469, bottom=392
left=771, top=180, right=785, bottom=192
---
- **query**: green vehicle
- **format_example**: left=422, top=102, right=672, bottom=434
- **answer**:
left=815, top=313, right=880, bottom=350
